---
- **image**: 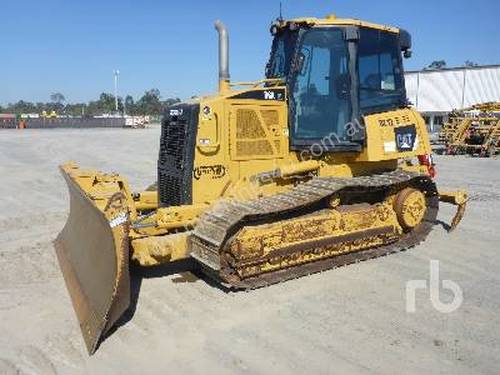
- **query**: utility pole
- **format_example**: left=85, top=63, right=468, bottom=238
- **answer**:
left=113, top=69, right=120, bottom=113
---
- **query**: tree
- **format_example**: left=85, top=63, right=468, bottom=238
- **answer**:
left=8, top=100, right=37, bottom=114
left=124, top=95, right=135, bottom=115
left=65, top=103, right=87, bottom=117
left=424, top=60, right=447, bottom=70
left=465, top=60, right=479, bottom=67
left=47, top=93, right=66, bottom=114
left=162, top=97, right=181, bottom=108
left=117, top=97, right=124, bottom=114
left=50, top=92, right=66, bottom=104
left=3, top=90, right=182, bottom=116
left=136, top=89, right=162, bottom=115
left=99, top=93, right=116, bottom=113
left=82, top=93, right=124, bottom=115
left=35, top=102, right=46, bottom=113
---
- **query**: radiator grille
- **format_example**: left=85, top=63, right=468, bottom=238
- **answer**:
left=236, top=109, right=266, bottom=139
left=233, top=107, right=281, bottom=159
left=158, top=103, right=199, bottom=207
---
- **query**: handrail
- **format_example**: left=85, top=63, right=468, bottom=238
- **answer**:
left=229, top=78, right=285, bottom=88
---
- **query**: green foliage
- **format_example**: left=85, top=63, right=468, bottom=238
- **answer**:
left=135, top=89, right=162, bottom=115
left=163, top=97, right=181, bottom=107
left=123, top=90, right=180, bottom=116
left=1, top=89, right=180, bottom=116
left=465, top=60, right=479, bottom=67
left=50, top=92, right=66, bottom=104
left=424, top=60, right=447, bottom=70
left=124, top=95, right=135, bottom=114
left=65, top=103, right=88, bottom=117
left=86, top=93, right=121, bottom=115
left=7, top=100, right=37, bottom=114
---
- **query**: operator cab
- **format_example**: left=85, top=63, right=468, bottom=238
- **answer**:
left=266, top=16, right=412, bottom=151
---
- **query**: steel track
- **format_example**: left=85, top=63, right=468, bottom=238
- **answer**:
left=191, top=170, right=438, bottom=289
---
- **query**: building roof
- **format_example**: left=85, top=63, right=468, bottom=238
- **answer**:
left=406, top=64, right=500, bottom=74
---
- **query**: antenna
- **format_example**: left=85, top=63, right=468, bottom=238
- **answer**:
left=279, top=1, right=283, bottom=21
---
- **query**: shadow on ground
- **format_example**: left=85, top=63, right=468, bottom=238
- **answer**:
left=99, top=258, right=227, bottom=350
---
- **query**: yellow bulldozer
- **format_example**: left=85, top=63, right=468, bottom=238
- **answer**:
left=55, top=15, right=468, bottom=354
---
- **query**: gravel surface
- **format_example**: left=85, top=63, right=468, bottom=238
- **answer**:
left=0, top=128, right=498, bottom=374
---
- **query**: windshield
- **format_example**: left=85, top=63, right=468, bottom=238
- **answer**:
left=290, top=28, right=352, bottom=144
left=358, top=28, right=405, bottom=112
left=266, top=30, right=298, bottom=79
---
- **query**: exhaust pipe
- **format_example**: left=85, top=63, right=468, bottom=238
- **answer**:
left=215, top=20, right=230, bottom=93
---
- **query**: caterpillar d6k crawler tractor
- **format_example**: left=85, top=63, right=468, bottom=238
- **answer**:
left=55, top=15, right=468, bottom=354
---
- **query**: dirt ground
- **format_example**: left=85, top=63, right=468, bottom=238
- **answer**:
left=0, top=128, right=499, bottom=375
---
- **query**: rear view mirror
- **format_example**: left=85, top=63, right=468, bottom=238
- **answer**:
left=399, top=29, right=412, bottom=51
left=400, top=29, right=412, bottom=59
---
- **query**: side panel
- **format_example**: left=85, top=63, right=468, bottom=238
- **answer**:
left=229, top=103, right=287, bottom=161
left=191, top=91, right=290, bottom=205
left=191, top=99, right=231, bottom=204
left=355, top=108, right=432, bottom=162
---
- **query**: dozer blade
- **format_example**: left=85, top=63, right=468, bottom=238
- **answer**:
left=54, top=164, right=131, bottom=354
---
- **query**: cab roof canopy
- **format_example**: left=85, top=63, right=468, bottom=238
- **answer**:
left=276, top=14, right=400, bottom=34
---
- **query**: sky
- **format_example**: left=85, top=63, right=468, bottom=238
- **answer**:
left=1, top=0, right=499, bottom=105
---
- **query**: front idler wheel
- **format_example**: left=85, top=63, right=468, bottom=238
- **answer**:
left=394, top=187, right=427, bottom=232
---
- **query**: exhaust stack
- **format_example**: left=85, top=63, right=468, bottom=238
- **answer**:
left=215, top=20, right=230, bottom=93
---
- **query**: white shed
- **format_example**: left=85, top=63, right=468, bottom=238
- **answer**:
left=405, top=65, right=500, bottom=132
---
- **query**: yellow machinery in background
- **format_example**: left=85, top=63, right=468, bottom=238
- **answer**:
left=55, top=15, right=468, bottom=354
left=41, top=110, right=58, bottom=118
left=439, top=102, right=500, bottom=157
